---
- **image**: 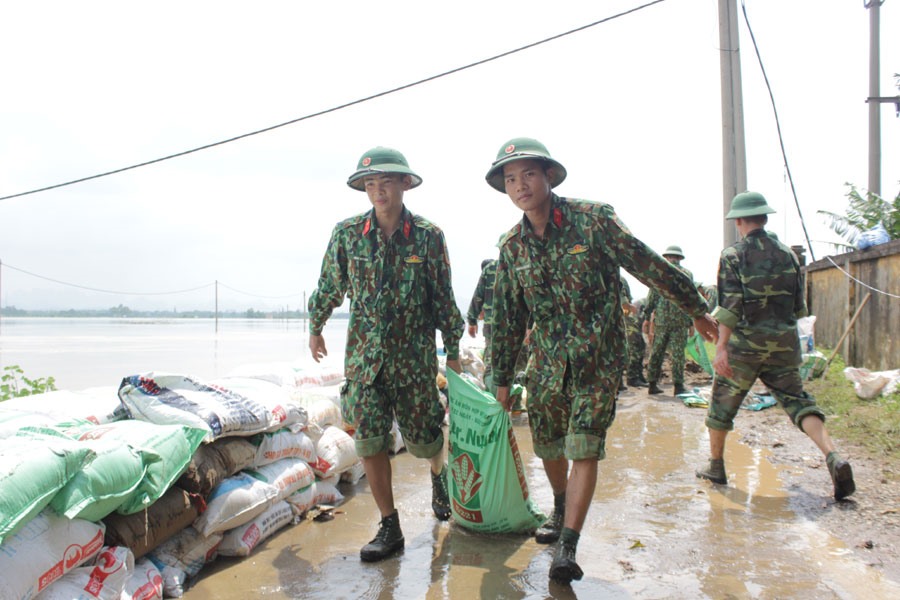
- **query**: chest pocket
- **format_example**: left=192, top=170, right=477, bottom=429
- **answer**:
left=557, top=254, right=606, bottom=311
left=399, top=261, right=426, bottom=304
left=516, top=263, right=554, bottom=322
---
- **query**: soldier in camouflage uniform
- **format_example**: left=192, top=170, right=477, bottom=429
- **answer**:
left=620, top=275, right=648, bottom=388
left=467, top=258, right=498, bottom=388
left=644, top=245, right=694, bottom=395
left=308, top=146, right=464, bottom=562
left=485, top=138, right=718, bottom=584
left=696, top=191, right=855, bottom=502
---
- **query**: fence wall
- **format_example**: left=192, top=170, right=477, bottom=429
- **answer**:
left=804, top=238, right=900, bottom=371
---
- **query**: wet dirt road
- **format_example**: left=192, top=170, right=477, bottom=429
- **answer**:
left=184, top=389, right=900, bottom=599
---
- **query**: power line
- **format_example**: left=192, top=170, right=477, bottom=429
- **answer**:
left=218, top=281, right=301, bottom=300
left=3, top=261, right=213, bottom=296
left=0, top=0, right=667, bottom=203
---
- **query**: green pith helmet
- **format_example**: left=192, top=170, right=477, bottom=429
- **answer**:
left=485, top=137, right=567, bottom=193
left=662, top=245, right=685, bottom=259
left=347, top=146, right=423, bottom=191
left=725, top=191, right=775, bottom=219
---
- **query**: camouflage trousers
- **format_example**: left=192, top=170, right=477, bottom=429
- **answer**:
left=526, top=370, right=619, bottom=462
left=647, top=325, right=689, bottom=384
left=706, top=358, right=825, bottom=431
left=341, top=374, right=444, bottom=459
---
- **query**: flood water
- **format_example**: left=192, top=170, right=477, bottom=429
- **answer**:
left=0, top=317, right=339, bottom=390
left=2, top=318, right=897, bottom=598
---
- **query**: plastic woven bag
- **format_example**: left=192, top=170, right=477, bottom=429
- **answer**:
left=685, top=332, right=714, bottom=375
left=446, top=369, right=545, bottom=533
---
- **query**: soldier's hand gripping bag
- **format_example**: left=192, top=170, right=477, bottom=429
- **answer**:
left=446, top=370, right=545, bottom=533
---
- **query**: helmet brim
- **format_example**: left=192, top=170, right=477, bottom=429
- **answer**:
left=725, top=205, right=776, bottom=219
left=347, top=165, right=423, bottom=191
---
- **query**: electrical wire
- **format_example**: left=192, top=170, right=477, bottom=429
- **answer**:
left=0, top=0, right=667, bottom=203
left=740, top=0, right=816, bottom=262
left=217, top=281, right=301, bottom=300
left=3, top=261, right=214, bottom=296
left=825, top=256, right=900, bottom=299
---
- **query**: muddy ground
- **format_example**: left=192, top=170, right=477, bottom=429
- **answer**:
left=183, top=369, right=900, bottom=599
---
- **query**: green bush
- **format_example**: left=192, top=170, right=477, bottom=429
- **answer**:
left=0, top=365, right=57, bottom=402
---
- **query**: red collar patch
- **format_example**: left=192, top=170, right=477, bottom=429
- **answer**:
left=403, top=220, right=411, bottom=238
left=362, top=218, right=371, bottom=236
left=553, top=207, right=562, bottom=227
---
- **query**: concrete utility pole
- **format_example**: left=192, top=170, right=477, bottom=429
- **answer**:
left=866, top=0, right=885, bottom=196
left=718, top=0, right=747, bottom=248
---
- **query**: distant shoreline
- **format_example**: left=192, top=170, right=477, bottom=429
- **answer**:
left=0, top=309, right=350, bottom=319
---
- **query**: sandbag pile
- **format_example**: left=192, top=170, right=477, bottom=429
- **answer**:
left=0, top=361, right=376, bottom=599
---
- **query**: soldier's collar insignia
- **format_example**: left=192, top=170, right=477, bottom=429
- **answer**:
left=567, top=243, right=589, bottom=255
left=403, top=219, right=411, bottom=238
left=404, top=255, right=424, bottom=264
left=362, top=218, right=371, bottom=236
left=553, top=207, right=563, bottom=227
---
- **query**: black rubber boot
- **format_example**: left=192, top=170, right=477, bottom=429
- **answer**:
left=627, top=377, right=648, bottom=388
left=673, top=383, right=687, bottom=395
left=431, top=465, right=451, bottom=521
left=648, top=382, right=663, bottom=395
left=535, top=493, right=565, bottom=544
left=549, top=536, right=583, bottom=584
left=696, top=458, right=727, bottom=485
left=360, top=511, right=405, bottom=562
left=827, top=452, right=856, bottom=501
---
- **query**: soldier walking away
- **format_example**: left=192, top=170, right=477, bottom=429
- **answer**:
left=485, top=137, right=718, bottom=584
left=696, top=191, right=855, bottom=502
left=644, top=245, right=695, bottom=396
left=308, top=146, right=464, bottom=562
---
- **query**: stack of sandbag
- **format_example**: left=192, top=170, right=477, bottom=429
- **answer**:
left=0, top=360, right=378, bottom=598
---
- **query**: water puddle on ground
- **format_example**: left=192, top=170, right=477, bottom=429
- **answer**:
left=185, top=398, right=900, bottom=599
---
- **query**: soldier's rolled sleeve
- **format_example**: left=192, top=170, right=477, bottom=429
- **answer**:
left=309, top=226, right=348, bottom=336
left=712, top=306, right=739, bottom=330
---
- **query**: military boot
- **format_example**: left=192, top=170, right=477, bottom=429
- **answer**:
left=627, top=377, right=648, bottom=387
left=648, top=381, right=663, bottom=395
left=535, top=493, right=565, bottom=544
left=549, top=530, right=583, bottom=584
left=431, top=465, right=451, bottom=521
left=827, top=452, right=856, bottom=501
left=696, top=458, right=727, bottom=485
left=360, top=511, right=405, bottom=562
left=673, top=383, right=687, bottom=395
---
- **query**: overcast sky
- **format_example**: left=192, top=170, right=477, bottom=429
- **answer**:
left=1, top=0, right=898, bottom=313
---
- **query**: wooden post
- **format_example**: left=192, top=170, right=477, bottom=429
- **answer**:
left=821, top=292, right=872, bottom=377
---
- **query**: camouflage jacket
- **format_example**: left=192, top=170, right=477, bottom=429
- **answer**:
left=643, top=264, right=694, bottom=330
left=491, top=195, right=709, bottom=391
left=466, top=259, right=498, bottom=328
left=309, top=206, right=463, bottom=385
left=712, top=228, right=807, bottom=366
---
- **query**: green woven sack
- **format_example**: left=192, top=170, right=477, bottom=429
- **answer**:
left=685, top=332, right=714, bottom=375
left=446, top=370, right=545, bottom=533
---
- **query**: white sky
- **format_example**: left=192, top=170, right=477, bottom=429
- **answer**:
left=1, top=0, right=898, bottom=312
